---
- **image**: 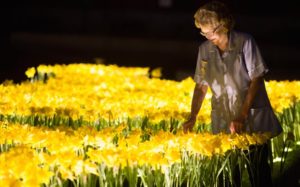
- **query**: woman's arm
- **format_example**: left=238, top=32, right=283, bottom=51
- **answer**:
left=230, top=76, right=263, bottom=133
left=183, top=83, right=208, bottom=133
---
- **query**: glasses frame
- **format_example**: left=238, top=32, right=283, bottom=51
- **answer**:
left=200, top=24, right=223, bottom=37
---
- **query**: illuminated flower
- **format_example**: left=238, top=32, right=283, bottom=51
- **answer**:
left=25, top=67, right=36, bottom=78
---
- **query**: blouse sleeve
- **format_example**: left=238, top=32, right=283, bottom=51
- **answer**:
left=243, top=36, right=269, bottom=80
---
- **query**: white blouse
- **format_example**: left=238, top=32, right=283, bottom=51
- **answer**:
left=194, top=30, right=282, bottom=137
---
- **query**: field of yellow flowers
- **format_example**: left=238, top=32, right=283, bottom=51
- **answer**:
left=0, top=63, right=299, bottom=186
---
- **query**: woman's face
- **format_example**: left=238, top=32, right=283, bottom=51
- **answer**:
left=199, top=23, right=226, bottom=45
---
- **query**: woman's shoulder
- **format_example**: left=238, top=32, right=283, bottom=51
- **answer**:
left=230, top=30, right=259, bottom=50
left=232, top=30, right=255, bottom=42
left=198, top=40, right=212, bottom=50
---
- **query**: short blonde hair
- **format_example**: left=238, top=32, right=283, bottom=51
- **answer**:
left=194, top=1, right=234, bottom=30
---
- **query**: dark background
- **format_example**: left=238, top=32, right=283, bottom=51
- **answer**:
left=1, top=0, right=299, bottom=83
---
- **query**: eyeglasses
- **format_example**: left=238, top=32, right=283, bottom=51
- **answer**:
left=200, top=24, right=222, bottom=37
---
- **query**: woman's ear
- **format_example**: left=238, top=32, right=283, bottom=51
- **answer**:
left=218, top=26, right=228, bottom=34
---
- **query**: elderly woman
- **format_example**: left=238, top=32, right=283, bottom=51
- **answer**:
left=182, top=1, right=282, bottom=186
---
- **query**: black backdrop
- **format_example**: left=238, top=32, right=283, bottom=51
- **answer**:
left=1, top=0, right=299, bottom=82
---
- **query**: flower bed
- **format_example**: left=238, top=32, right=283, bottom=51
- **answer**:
left=0, top=63, right=299, bottom=186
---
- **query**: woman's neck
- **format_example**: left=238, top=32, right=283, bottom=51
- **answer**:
left=216, top=33, right=229, bottom=52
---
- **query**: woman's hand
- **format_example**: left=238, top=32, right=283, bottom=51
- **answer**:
left=229, top=116, right=246, bottom=134
left=182, top=118, right=196, bottom=134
